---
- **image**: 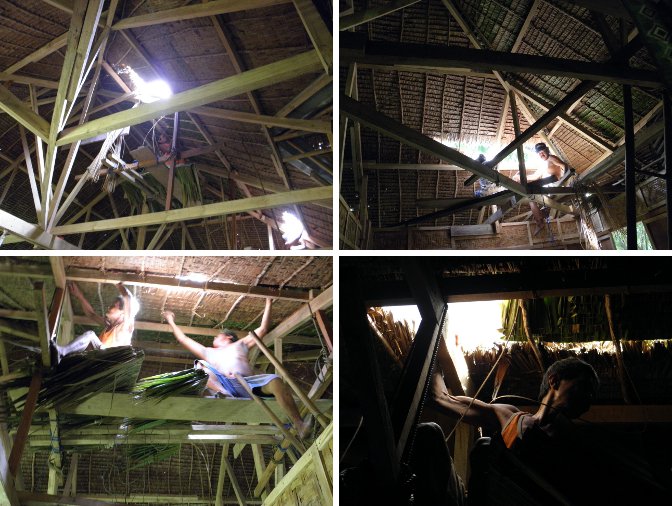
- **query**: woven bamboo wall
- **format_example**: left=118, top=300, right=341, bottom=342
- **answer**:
left=263, top=423, right=333, bottom=506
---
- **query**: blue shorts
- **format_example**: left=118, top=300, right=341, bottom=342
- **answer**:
left=198, top=361, right=280, bottom=399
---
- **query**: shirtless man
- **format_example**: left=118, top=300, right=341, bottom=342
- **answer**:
left=162, top=298, right=311, bottom=438
left=54, top=281, right=139, bottom=360
left=512, top=143, right=568, bottom=233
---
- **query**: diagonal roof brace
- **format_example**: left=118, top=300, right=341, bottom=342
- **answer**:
left=341, top=95, right=528, bottom=196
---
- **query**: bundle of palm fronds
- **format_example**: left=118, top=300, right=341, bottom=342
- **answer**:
left=128, top=444, right=180, bottom=470
left=175, top=164, right=202, bottom=206
left=131, top=368, right=208, bottom=403
left=9, top=347, right=144, bottom=411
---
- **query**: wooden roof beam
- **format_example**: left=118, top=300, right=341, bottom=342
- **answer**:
left=292, top=0, right=332, bottom=74
left=340, top=35, right=661, bottom=88
left=0, top=86, right=50, bottom=141
left=112, top=0, right=290, bottom=31
left=341, top=95, right=528, bottom=196
left=0, top=210, right=79, bottom=250
left=57, top=51, right=323, bottom=146
left=51, top=186, right=331, bottom=236
left=340, top=0, right=421, bottom=31
left=192, top=106, right=331, bottom=133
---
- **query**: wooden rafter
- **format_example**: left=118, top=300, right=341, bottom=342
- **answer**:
left=111, top=0, right=290, bottom=31
left=341, top=95, right=528, bottom=196
left=292, top=0, right=332, bottom=74
left=340, top=0, right=421, bottom=31
left=0, top=86, right=50, bottom=141
left=192, top=106, right=331, bottom=133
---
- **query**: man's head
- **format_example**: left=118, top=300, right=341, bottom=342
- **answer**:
left=535, top=142, right=550, bottom=161
left=213, top=329, right=239, bottom=348
left=105, top=296, right=125, bottom=326
left=539, top=357, right=599, bottom=418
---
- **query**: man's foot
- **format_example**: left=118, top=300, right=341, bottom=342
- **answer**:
left=296, top=414, right=313, bottom=440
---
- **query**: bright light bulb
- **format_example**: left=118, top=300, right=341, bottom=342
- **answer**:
left=136, top=79, right=172, bottom=103
left=177, top=273, right=209, bottom=283
left=280, top=211, right=305, bottom=244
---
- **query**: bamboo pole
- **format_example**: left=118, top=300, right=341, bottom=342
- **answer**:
left=232, top=374, right=305, bottom=455
left=604, top=294, right=633, bottom=404
left=247, top=331, right=328, bottom=428
left=518, top=300, right=544, bottom=373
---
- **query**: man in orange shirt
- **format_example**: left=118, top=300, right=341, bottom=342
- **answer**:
left=54, top=281, right=139, bottom=360
left=411, top=358, right=670, bottom=505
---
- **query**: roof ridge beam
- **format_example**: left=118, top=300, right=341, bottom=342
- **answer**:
left=56, top=50, right=323, bottom=146
left=340, top=35, right=661, bottom=88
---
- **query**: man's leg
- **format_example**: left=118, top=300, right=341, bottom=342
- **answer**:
left=260, top=378, right=311, bottom=438
left=55, top=330, right=102, bottom=359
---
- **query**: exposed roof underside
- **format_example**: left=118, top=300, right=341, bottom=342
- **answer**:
left=0, top=0, right=333, bottom=250
left=340, top=0, right=670, bottom=249
left=0, top=255, right=333, bottom=505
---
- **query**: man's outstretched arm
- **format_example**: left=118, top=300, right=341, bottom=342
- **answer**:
left=68, top=281, right=105, bottom=326
left=430, top=371, right=518, bottom=431
left=243, top=298, right=272, bottom=347
left=162, top=311, right=208, bottom=361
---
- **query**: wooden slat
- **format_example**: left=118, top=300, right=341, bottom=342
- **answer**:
left=58, top=393, right=332, bottom=423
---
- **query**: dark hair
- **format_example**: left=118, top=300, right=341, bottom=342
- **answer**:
left=220, top=328, right=238, bottom=342
left=538, top=357, right=599, bottom=400
left=535, top=142, right=549, bottom=153
left=113, top=296, right=124, bottom=310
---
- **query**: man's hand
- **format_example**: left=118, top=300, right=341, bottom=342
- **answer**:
left=162, top=311, right=175, bottom=324
left=68, top=281, right=83, bottom=298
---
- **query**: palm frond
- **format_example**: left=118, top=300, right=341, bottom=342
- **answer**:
left=128, top=444, right=180, bottom=470
left=9, top=347, right=144, bottom=411
left=131, top=368, right=208, bottom=403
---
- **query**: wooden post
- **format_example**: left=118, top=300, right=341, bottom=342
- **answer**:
left=664, top=92, right=672, bottom=248
left=165, top=112, right=179, bottom=211
left=247, top=331, right=328, bottom=428
left=623, top=84, right=637, bottom=249
left=314, top=310, right=332, bottom=353
left=9, top=371, right=42, bottom=476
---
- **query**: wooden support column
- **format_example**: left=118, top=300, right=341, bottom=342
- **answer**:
left=509, top=91, right=527, bottom=186
left=314, top=310, right=332, bottom=353
left=664, top=93, right=672, bottom=248
left=340, top=63, right=357, bottom=191
left=62, top=453, right=78, bottom=496
left=623, top=85, right=637, bottom=250
left=393, top=260, right=445, bottom=464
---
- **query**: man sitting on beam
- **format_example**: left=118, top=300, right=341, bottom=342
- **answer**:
left=54, top=281, right=139, bottom=361
left=162, top=298, right=312, bottom=438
